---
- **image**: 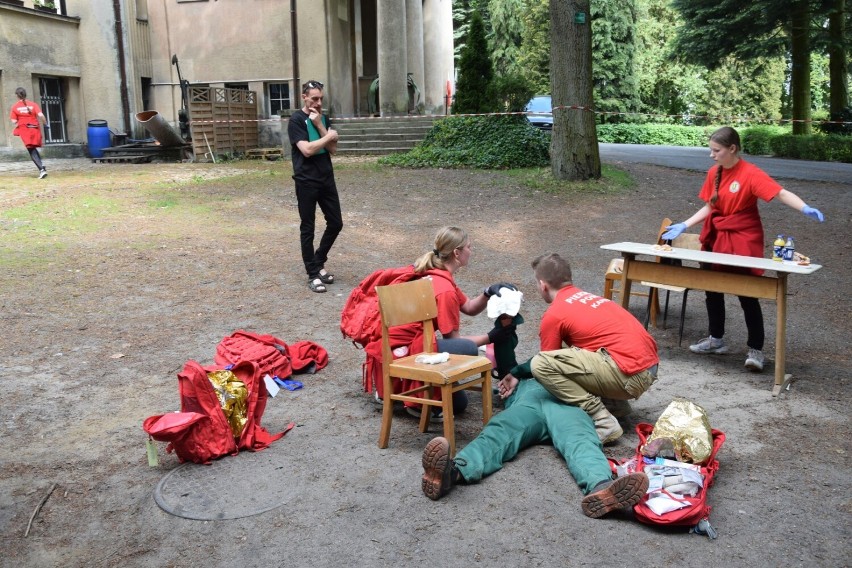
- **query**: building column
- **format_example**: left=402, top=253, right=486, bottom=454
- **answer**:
left=423, top=0, right=454, bottom=115
left=377, top=0, right=408, bottom=115
left=406, top=0, right=425, bottom=112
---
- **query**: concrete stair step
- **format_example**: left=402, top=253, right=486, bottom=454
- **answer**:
left=337, top=140, right=420, bottom=150
left=330, top=115, right=441, bottom=155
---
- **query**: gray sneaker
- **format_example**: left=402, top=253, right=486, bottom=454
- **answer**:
left=689, top=336, right=728, bottom=354
left=745, top=348, right=765, bottom=372
left=38, top=169, right=47, bottom=179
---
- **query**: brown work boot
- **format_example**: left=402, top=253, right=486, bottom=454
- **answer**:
left=581, top=473, right=649, bottom=518
left=421, top=437, right=462, bottom=500
left=590, top=407, right=623, bottom=444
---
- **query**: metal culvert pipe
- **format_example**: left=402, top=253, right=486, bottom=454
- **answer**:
left=136, top=110, right=186, bottom=147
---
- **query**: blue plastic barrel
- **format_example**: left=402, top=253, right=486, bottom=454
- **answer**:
left=87, top=119, right=110, bottom=158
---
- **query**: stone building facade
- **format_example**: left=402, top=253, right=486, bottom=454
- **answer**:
left=0, top=0, right=454, bottom=158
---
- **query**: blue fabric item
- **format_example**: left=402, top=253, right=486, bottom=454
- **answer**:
left=273, top=377, right=303, bottom=391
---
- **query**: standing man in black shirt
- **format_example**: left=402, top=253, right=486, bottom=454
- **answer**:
left=288, top=80, right=342, bottom=293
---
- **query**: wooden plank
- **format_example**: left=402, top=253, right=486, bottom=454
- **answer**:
left=624, top=261, right=779, bottom=300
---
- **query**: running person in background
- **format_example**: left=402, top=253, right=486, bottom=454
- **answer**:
left=10, top=87, right=48, bottom=178
left=661, top=126, right=825, bottom=372
left=288, top=80, right=341, bottom=294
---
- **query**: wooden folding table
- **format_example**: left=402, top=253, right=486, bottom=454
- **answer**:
left=600, top=242, right=822, bottom=395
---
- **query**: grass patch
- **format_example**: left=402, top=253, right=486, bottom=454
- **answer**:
left=505, top=164, right=634, bottom=194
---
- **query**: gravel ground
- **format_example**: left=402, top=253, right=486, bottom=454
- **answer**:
left=0, top=155, right=849, bottom=567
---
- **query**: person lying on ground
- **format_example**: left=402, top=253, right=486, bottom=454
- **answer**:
left=420, top=378, right=649, bottom=519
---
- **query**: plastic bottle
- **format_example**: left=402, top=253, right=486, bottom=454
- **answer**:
left=772, top=235, right=785, bottom=261
left=782, top=236, right=795, bottom=261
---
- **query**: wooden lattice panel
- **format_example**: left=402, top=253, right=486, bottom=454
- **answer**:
left=189, top=87, right=259, bottom=159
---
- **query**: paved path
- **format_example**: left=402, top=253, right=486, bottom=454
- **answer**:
left=0, top=157, right=93, bottom=176
left=600, top=143, right=852, bottom=184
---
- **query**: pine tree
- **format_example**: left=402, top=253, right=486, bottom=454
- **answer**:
left=670, top=0, right=844, bottom=134
left=454, top=13, right=495, bottom=114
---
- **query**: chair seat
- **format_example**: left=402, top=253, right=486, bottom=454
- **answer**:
left=389, top=354, right=493, bottom=383
left=641, top=281, right=687, bottom=293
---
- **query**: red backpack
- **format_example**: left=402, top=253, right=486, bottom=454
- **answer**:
left=143, top=360, right=291, bottom=464
left=340, top=264, right=418, bottom=349
left=214, top=330, right=293, bottom=379
left=628, top=422, right=725, bottom=533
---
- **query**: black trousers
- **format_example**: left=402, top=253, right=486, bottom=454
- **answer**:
left=705, top=291, right=764, bottom=350
left=295, top=178, right=343, bottom=279
left=28, top=147, right=44, bottom=170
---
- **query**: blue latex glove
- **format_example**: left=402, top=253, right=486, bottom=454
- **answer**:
left=802, top=205, right=824, bottom=222
left=661, top=222, right=687, bottom=241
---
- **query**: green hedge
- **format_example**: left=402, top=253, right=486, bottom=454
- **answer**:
left=596, top=123, right=851, bottom=163
left=596, top=123, right=712, bottom=147
left=768, top=133, right=852, bottom=163
left=379, top=115, right=550, bottom=169
left=380, top=119, right=851, bottom=168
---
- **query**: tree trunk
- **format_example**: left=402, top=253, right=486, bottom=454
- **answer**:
left=790, top=0, right=812, bottom=135
left=828, top=0, right=849, bottom=114
left=550, top=0, right=601, bottom=180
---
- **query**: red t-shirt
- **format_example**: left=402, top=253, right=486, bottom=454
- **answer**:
left=698, top=160, right=782, bottom=215
left=539, top=285, right=658, bottom=375
left=10, top=99, right=44, bottom=148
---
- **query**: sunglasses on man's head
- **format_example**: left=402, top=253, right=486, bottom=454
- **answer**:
left=303, top=80, right=324, bottom=92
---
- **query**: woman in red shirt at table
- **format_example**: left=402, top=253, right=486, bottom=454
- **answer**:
left=662, top=126, right=825, bottom=372
left=9, top=87, right=49, bottom=179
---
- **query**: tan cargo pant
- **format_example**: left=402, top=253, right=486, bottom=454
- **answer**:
left=530, top=347, right=657, bottom=415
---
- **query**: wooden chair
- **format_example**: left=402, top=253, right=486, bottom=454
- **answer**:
left=375, top=278, right=493, bottom=456
left=603, top=218, right=674, bottom=327
left=644, top=232, right=702, bottom=345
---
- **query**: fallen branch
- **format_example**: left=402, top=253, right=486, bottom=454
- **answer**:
left=24, top=483, right=57, bottom=537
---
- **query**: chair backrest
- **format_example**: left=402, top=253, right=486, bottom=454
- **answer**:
left=656, top=217, right=673, bottom=245
left=376, top=278, right=438, bottom=360
left=672, top=233, right=701, bottom=250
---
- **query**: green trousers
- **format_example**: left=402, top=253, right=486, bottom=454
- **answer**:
left=454, top=380, right=612, bottom=495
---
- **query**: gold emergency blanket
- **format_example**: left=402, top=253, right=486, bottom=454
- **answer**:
left=207, top=370, right=248, bottom=438
left=641, top=398, right=713, bottom=465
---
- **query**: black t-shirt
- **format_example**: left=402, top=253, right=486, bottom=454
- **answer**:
left=288, top=109, right=334, bottom=184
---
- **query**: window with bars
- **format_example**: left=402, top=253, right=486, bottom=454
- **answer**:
left=268, top=83, right=291, bottom=116
left=39, top=77, right=66, bottom=144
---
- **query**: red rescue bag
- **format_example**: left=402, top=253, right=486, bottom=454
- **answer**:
left=630, top=422, right=725, bottom=530
left=214, top=330, right=293, bottom=379
left=339, top=264, right=418, bottom=349
left=143, top=360, right=290, bottom=464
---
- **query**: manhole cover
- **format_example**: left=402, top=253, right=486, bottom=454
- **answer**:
left=153, top=442, right=301, bottom=520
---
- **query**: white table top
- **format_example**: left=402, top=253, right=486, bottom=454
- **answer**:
left=601, top=242, right=822, bottom=275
